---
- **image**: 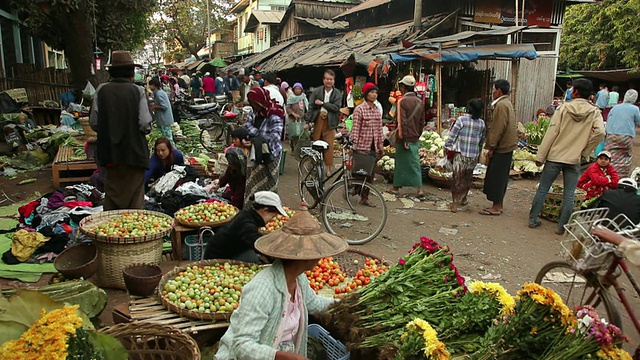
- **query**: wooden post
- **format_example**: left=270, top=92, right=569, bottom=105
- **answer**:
left=511, top=59, right=519, bottom=109
left=436, top=62, right=442, bottom=134
left=413, top=0, right=422, bottom=32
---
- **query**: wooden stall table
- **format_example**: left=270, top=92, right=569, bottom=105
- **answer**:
left=170, top=223, right=199, bottom=261
left=52, top=145, right=97, bottom=188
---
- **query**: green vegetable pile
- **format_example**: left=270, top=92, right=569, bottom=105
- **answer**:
left=525, top=117, right=550, bottom=146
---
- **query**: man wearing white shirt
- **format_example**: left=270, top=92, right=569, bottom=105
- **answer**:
left=262, top=72, right=285, bottom=107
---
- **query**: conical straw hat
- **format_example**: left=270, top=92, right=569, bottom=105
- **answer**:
left=255, top=206, right=348, bottom=260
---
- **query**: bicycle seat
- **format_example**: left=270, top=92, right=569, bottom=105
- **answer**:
left=189, top=103, right=217, bottom=111
left=312, top=140, right=329, bottom=151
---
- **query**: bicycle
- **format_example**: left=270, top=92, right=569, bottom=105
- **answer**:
left=535, top=208, right=640, bottom=358
left=297, top=135, right=387, bottom=245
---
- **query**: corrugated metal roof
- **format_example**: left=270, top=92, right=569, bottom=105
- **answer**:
left=294, top=17, right=349, bottom=30
left=224, top=40, right=296, bottom=72
left=245, top=10, right=285, bottom=32
left=414, top=26, right=528, bottom=47
left=332, top=0, right=391, bottom=19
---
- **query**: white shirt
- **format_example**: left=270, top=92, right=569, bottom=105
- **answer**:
left=264, top=84, right=285, bottom=107
left=491, top=95, right=508, bottom=107
left=321, top=89, right=333, bottom=114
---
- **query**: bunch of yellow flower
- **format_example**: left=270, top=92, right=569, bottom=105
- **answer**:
left=597, top=346, right=633, bottom=360
left=468, top=281, right=516, bottom=316
left=0, top=305, right=83, bottom=360
left=517, top=282, right=577, bottom=327
left=405, top=318, right=450, bottom=360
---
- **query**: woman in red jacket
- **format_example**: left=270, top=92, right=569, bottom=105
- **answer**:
left=578, top=151, right=619, bottom=200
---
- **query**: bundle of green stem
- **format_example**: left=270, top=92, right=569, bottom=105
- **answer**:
left=327, top=239, right=466, bottom=354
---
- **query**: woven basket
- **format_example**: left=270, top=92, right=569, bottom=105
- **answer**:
left=79, top=209, right=173, bottom=244
left=78, top=117, right=96, bottom=137
left=541, top=185, right=587, bottom=222
left=332, top=249, right=390, bottom=277
left=99, top=322, right=201, bottom=360
left=158, top=259, right=259, bottom=321
left=428, top=172, right=453, bottom=188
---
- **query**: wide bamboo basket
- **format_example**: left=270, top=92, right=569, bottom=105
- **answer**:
left=332, top=249, right=390, bottom=277
left=79, top=209, right=173, bottom=243
left=428, top=172, right=453, bottom=188
left=174, top=204, right=239, bottom=228
left=541, top=185, right=587, bottom=222
left=79, top=210, right=172, bottom=289
left=99, top=322, right=201, bottom=360
left=78, top=117, right=96, bottom=137
left=158, top=259, right=260, bottom=321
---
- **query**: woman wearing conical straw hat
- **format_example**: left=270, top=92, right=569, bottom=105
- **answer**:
left=215, top=206, right=348, bottom=360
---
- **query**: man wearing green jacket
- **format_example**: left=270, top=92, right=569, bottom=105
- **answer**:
left=529, top=78, right=605, bottom=234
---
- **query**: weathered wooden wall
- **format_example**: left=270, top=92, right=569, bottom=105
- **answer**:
left=476, top=57, right=556, bottom=123
left=0, top=64, right=73, bottom=105
left=279, top=0, right=355, bottom=41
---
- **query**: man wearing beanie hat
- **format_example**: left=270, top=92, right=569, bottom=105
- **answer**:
left=308, top=69, right=343, bottom=174
left=89, top=50, right=152, bottom=210
left=389, top=75, right=425, bottom=197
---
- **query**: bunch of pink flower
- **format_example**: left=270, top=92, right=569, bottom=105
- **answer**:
left=401, top=236, right=467, bottom=292
left=575, top=306, right=629, bottom=347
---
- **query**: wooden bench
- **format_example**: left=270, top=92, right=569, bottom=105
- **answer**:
left=52, top=145, right=97, bottom=188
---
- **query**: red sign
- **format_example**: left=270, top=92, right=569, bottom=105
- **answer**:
left=95, top=58, right=101, bottom=71
left=474, top=0, right=553, bottom=27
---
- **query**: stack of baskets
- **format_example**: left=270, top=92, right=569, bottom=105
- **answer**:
left=541, top=185, right=587, bottom=222
left=79, top=210, right=172, bottom=289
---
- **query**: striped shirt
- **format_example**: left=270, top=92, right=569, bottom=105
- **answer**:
left=445, top=115, right=486, bottom=158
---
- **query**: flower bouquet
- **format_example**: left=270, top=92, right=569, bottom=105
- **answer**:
left=0, top=291, right=126, bottom=360
left=396, top=318, right=450, bottom=360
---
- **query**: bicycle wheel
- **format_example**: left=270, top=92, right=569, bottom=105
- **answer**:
left=535, top=261, right=622, bottom=328
left=298, top=156, right=322, bottom=209
left=200, top=123, right=225, bottom=152
left=321, top=179, right=387, bottom=245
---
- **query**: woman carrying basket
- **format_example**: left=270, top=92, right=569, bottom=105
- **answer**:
left=214, top=206, right=349, bottom=360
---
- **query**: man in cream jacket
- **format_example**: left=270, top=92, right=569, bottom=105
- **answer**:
left=529, top=78, right=605, bottom=234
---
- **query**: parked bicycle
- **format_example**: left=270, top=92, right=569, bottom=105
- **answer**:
left=535, top=208, right=640, bottom=358
left=297, top=134, right=387, bottom=245
left=198, top=104, right=252, bottom=152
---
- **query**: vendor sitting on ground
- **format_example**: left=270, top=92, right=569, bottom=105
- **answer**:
left=214, top=206, right=348, bottom=360
left=590, top=177, right=640, bottom=225
left=144, top=137, right=184, bottom=190
left=216, top=128, right=251, bottom=208
left=203, top=191, right=287, bottom=263
left=578, top=151, right=619, bottom=200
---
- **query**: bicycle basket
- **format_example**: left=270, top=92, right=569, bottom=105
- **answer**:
left=184, top=227, right=214, bottom=261
left=561, top=209, right=629, bottom=271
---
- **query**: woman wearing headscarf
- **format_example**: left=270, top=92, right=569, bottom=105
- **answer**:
left=285, top=83, right=309, bottom=152
left=604, top=89, right=640, bottom=177
left=214, top=206, right=348, bottom=360
left=243, top=87, right=285, bottom=208
left=279, top=81, right=290, bottom=102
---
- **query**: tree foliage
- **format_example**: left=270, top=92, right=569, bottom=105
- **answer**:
left=559, top=0, right=640, bottom=71
left=157, top=0, right=234, bottom=59
left=11, top=0, right=156, bottom=91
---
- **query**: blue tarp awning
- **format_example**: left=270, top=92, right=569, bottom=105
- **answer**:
left=391, top=44, right=539, bottom=63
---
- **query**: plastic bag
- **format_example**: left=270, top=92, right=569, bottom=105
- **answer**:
left=435, top=157, right=453, bottom=172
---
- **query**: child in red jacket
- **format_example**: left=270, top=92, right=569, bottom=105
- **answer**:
left=578, top=151, right=619, bottom=200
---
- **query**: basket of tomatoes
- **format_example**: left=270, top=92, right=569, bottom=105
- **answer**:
left=305, top=249, right=390, bottom=297
left=259, top=207, right=295, bottom=234
left=158, top=259, right=262, bottom=321
left=174, top=201, right=238, bottom=228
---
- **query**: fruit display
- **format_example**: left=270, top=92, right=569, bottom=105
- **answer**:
left=89, top=211, right=172, bottom=238
left=175, top=201, right=238, bottom=226
left=160, top=262, right=261, bottom=316
left=259, top=207, right=295, bottom=233
left=305, top=257, right=389, bottom=296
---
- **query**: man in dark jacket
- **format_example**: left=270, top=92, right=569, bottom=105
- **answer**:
left=203, top=191, right=287, bottom=263
left=89, top=50, right=152, bottom=210
left=307, top=69, right=342, bottom=171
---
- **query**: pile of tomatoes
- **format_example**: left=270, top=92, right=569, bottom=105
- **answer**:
left=175, top=201, right=237, bottom=225
left=305, top=257, right=389, bottom=295
left=259, top=207, right=295, bottom=233
left=91, top=212, right=171, bottom=238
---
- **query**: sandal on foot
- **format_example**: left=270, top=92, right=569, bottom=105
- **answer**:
left=479, top=208, right=502, bottom=216
left=388, top=188, right=400, bottom=195
left=360, top=200, right=376, bottom=207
